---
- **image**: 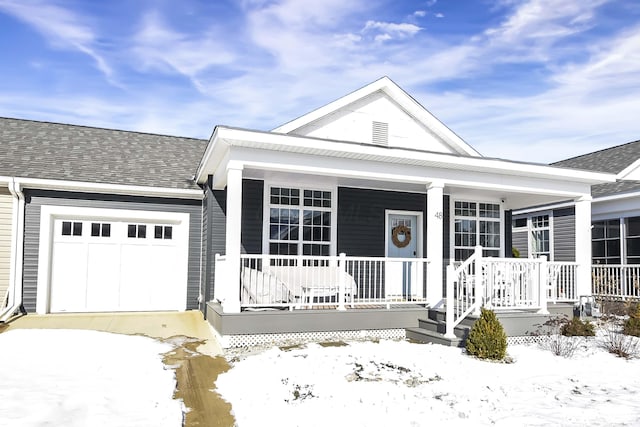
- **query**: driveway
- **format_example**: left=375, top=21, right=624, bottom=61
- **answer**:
left=2, top=310, right=235, bottom=427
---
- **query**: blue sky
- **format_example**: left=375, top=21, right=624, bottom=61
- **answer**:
left=0, top=0, right=639, bottom=163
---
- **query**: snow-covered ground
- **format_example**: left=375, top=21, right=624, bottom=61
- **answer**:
left=0, top=329, right=183, bottom=427
left=217, top=335, right=640, bottom=427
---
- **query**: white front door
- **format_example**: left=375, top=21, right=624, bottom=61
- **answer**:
left=385, top=213, right=422, bottom=299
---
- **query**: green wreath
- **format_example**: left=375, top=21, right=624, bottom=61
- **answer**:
left=391, top=224, right=411, bottom=248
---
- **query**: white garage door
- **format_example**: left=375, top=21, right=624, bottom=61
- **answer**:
left=48, top=215, right=188, bottom=313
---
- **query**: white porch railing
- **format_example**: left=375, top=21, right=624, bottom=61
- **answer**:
left=592, top=265, right=640, bottom=300
left=445, top=246, right=578, bottom=338
left=235, top=254, right=429, bottom=310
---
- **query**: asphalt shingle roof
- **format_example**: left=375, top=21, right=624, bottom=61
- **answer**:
left=552, top=139, right=640, bottom=198
left=0, top=117, right=208, bottom=191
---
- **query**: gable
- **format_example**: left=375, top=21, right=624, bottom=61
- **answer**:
left=273, top=77, right=481, bottom=157
left=284, top=91, right=458, bottom=154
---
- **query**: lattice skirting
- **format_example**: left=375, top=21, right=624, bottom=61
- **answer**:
left=218, top=328, right=406, bottom=349
left=507, top=335, right=549, bottom=345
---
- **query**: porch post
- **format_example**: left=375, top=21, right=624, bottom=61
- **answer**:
left=575, top=195, right=592, bottom=298
left=427, top=181, right=444, bottom=306
left=223, top=165, right=243, bottom=313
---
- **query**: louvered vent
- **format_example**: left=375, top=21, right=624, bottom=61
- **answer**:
left=372, top=121, right=389, bottom=146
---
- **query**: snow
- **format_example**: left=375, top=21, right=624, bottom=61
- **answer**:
left=217, top=335, right=640, bottom=427
left=0, top=329, right=183, bottom=427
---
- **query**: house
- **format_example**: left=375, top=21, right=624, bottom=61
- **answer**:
left=193, top=77, right=614, bottom=346
left=513, top=140, right=640, bottom=300
left=0, top=77, right=616, bottom=346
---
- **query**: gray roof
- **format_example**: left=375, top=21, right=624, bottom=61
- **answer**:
left=0, top=117, right=208, bottom=191
left=552, top=139, right=640, bottom=198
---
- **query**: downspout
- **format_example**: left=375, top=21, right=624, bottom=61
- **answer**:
left=0, top=178, right=26, bottom=322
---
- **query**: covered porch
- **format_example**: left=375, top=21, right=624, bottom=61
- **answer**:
left=198, top=132, right=611, bottom=346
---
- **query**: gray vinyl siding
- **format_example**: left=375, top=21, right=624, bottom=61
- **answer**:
left=337, top=187, right=427, bottom=256
left=206, top=179, right=263, bottom=303
left=241, top=179, right=263, bottom=254
left=553, top=207, right=575, bottom=262
left=22, top=190, right=203, bottom=312
left=512, top=230, right=529, bottom=258
left=442, top=195, right=450, bottom=296
left=200, top=182, right=210, bottom=311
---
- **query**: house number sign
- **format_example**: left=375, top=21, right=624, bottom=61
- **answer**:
left=434, top=212, right=443, bottom=220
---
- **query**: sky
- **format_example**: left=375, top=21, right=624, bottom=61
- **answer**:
left=0, top=0, right=639, bottom=164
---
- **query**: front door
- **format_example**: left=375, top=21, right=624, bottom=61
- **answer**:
left=386, top=213, right=421, bottom=299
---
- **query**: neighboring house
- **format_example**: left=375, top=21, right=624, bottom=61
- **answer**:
left=0, top=178, right=14, bottom=317
left=0, top=77, right=617, bottom=346
left=0, top=118, right=207, bottom=315
left=513, top=140, right=640, bottom=300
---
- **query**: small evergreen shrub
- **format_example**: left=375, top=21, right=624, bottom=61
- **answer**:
left=561, top=317, right=595, bottom=337
left=466, top=308, right=507, bottom=360
left=623, top=304, right=640, bottom=337
left=512, top=247, right=520, bottom=258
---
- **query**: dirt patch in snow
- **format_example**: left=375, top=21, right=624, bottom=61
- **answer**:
left=163, top=337, right=235, bottom=427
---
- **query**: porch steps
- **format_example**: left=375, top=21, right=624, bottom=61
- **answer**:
left=406, top=309, right=477, bottom=347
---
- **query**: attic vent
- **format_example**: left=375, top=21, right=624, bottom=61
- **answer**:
left=372, top=121, right=389, bottom=146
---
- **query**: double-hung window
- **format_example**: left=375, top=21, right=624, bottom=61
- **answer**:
left=530, top=214, right=550, bottom=259
left=268, top=186, right=332, bottom=257
left=453, top=201, right=501, bottom=260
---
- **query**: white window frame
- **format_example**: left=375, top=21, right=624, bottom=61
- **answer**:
left=449, top=198, right=504, bottom=261
left=262, top=182, right=338, bottom=257
left=529, top=213, right=552, bottom=259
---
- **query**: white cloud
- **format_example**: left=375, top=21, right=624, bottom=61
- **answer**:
left=0, top=0, right=115, bottom=82
left=435, top=13, right=444, bottom=18
left=362, top=20, right=422, bottom=41
left=413, top=10, right=426, bottom=18
left=130, top=11, right=236, bottom=82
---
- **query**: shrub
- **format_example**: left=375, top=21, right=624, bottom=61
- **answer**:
left=561, top=317, right=595, bottom=337
left=512, top=247, right=520, bottom=258
left=600, top=319, right=640, bottom=359
left=466, top=308, right=507, bottom=360
left=623, top=303, right=640, bottom=337
left=533, top=315, right=581, bottom=357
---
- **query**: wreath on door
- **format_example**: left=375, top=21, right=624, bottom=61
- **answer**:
left=391, top=224, right=411, bottom=248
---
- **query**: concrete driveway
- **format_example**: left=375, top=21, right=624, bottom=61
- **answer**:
left=1, top=310, right=234, bottom=427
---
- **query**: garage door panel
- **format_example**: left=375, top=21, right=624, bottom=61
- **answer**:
left=86, top=243, right=121, bottom=312
left=50, top=242, right=88, bottom=312
left=48, top=212, right=188, bottom=313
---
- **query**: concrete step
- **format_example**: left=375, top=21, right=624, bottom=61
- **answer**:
left=406, top=327, right=464, bottom=347
left=417, top=317, right=471, bottom=340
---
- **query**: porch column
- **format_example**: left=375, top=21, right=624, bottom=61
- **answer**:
left=427, top=181, right=444, bottom=306
left=575, top=195, right=592, bottom=298
left=223, top=165, right=243, bottom=313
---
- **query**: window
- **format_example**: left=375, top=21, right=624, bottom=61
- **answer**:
left=154, top=225, right=173, bottom=240
left=91, top=222, right=111, bottom=237
left=531, top=215, right=550, bottom=259
left=592, top=219, right=620, bottom=264
left=626, top=217, right=640, bottom=264
left=453, top=201, right=501, bottom=260
left=127, top=224, right=147, bottom=238
left=62, top=221, right=82, bottom=236
left=268, top=186, right=332, bottom=257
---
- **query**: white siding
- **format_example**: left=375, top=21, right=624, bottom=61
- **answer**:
left=0, top=188, right=12, bottom=308
left=291, top=91, right=457, bottom=154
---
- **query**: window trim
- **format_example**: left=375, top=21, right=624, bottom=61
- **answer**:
left=449, top=198, right=505, bottom=260
left=511, top=210, right=554, bottom=260
left=262, top=182, right=338, bottom=257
